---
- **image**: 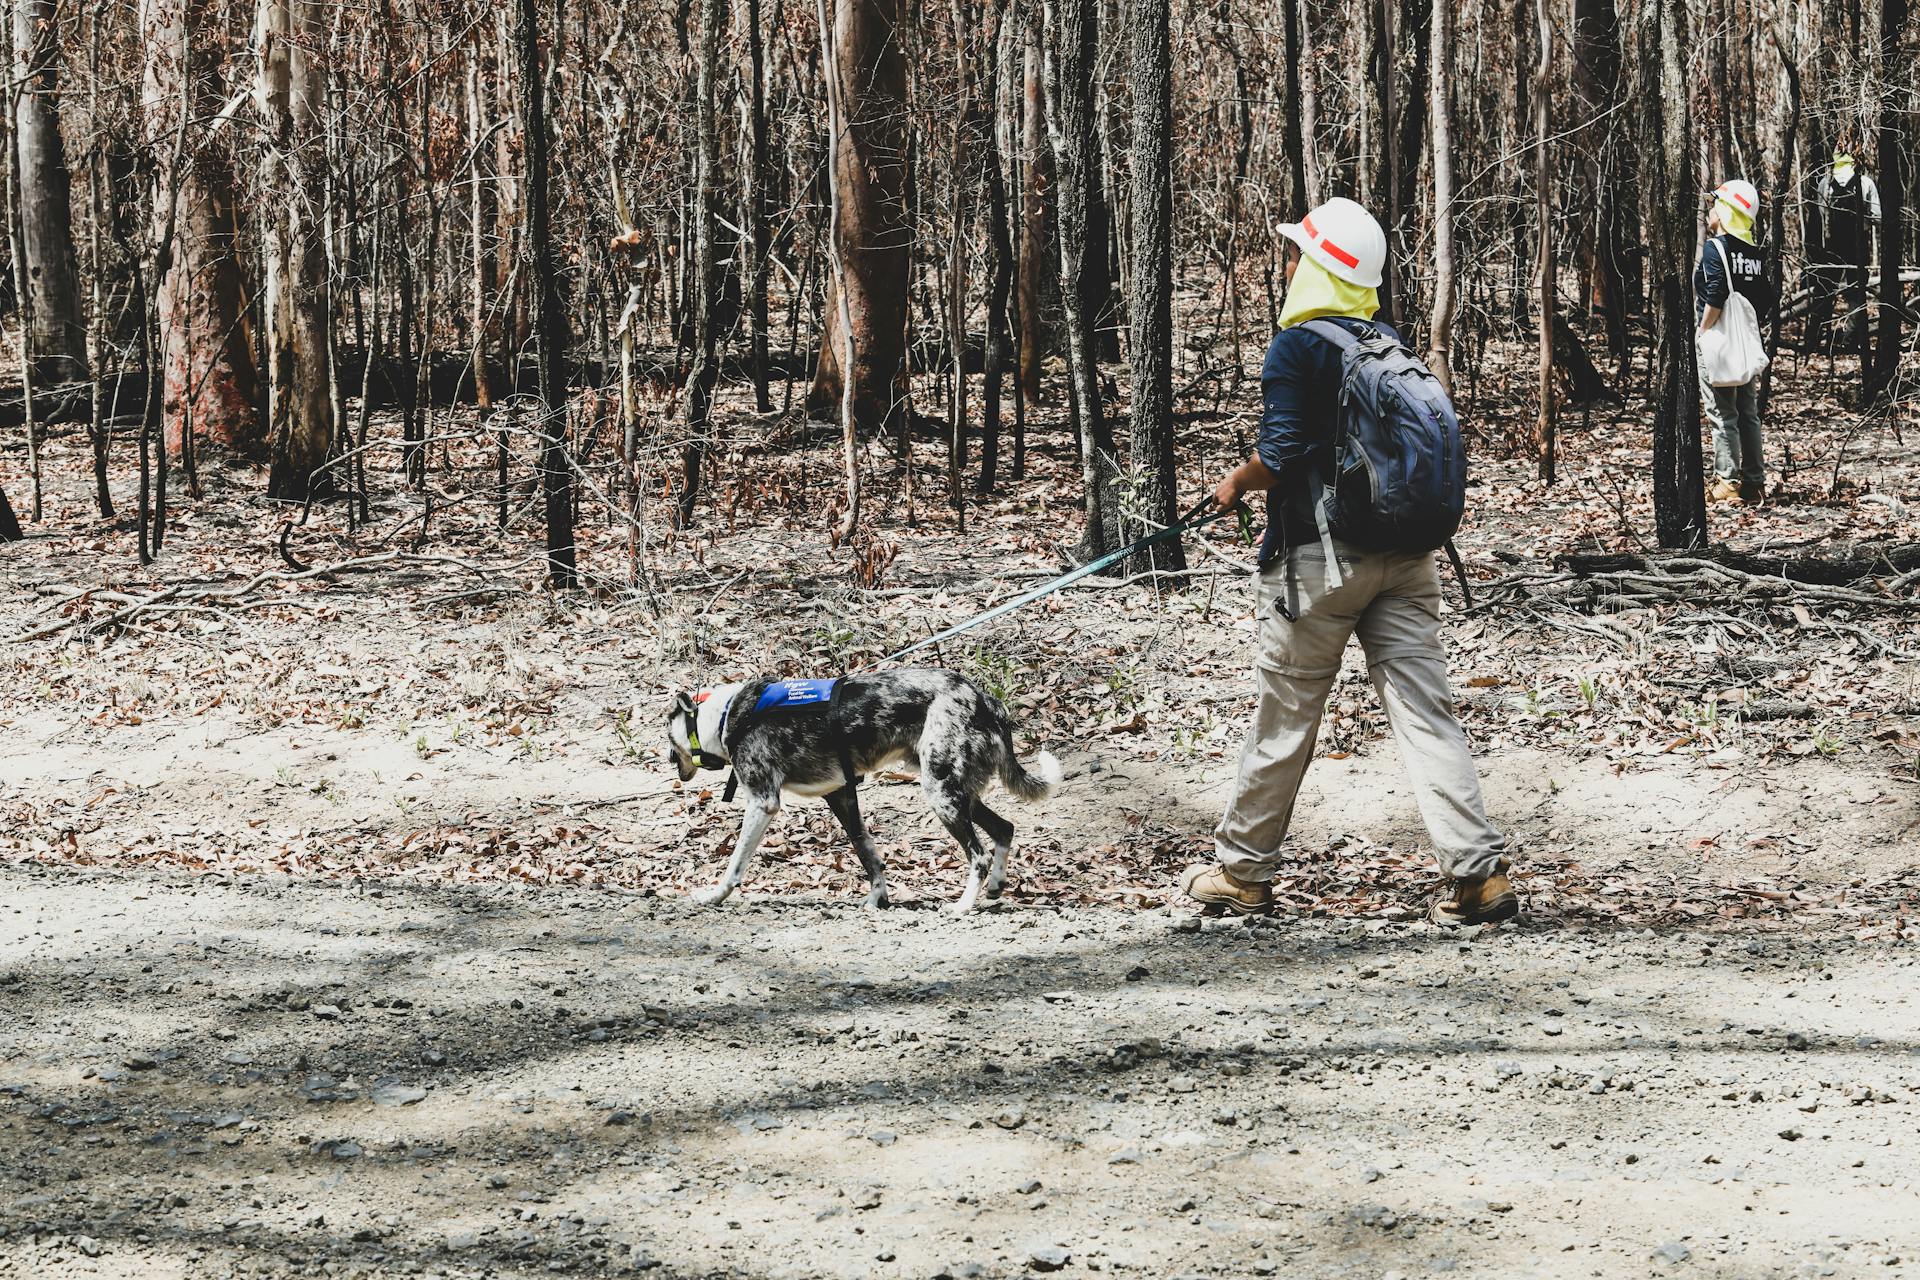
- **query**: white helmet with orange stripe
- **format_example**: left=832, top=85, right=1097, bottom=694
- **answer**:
left=1714, top=179, right=1760, bottom=219
left=1278, top=197, right=1387, bottom=289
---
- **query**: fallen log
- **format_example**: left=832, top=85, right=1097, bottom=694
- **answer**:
left=1559, top=542, right=1920, bottom=587
left=1778, top=268, right=1920, bottom=320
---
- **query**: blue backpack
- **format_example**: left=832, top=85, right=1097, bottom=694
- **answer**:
left=1300, top=319, right=1468, bottom=572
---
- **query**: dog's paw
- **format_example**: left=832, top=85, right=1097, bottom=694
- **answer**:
left=864, top=889, right=891, bottom=910
left=692, top=885, right=733, bottom=907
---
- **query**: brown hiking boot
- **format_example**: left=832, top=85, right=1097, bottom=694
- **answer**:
left=1706, top=478, right=1742, bottom=504
left=1180, top=864, right=1272, bottom=916
left=1430, top=861, right=1519, bottom=926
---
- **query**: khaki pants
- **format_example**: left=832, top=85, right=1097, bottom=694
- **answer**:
left=1214, top=542, right=1507, bottom=883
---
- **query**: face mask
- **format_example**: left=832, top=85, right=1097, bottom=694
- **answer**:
left=1278, top=254, right=1380, bottom=330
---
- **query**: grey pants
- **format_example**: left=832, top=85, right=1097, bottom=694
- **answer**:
left=1701, top=371, right=1763, bottom=487
left=1213, top=543, right=1508, bottom=883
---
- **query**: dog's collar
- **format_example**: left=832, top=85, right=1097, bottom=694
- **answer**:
left=684, top=688, right=737, bottom=772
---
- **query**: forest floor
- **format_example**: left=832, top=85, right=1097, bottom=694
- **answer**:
left=3, top=332, right=1920, bottom=1277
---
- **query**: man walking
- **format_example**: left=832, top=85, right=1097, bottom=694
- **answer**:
left=1180, top=198, right=1514, bottom=927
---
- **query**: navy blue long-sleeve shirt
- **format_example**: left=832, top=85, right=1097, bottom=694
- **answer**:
left=1254, top=317, right=1399, bottom=565
left=1693, top=233, right=1776, bottom=325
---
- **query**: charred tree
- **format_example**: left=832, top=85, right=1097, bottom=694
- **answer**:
left=141, top=0, right=261, bottom=460
left=1124, top=0, right=1181, bottom=572
left=11, top=0, right=86, bottom=383
left=1629, top=0, right=1706, bottom=548
left=518, top=0, right=576, bottom=584
left=807, top=0, right=910, bottom=436
left=1015, top=13, right=1052, bottom=406
left=259, top=0, right=334, bottom=501
left=1043, top=0, right=1120, bottom=559
left=1867, top=0, right=1906, bottom=399
left=1533, top=0, right=1556, bottom=482
left=676, top=0, right=722, bottom=528
left=1424, top=0, right=1455, bottom=392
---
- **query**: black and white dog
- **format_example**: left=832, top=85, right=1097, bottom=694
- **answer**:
left=666, top=669, right=1062, bottom=912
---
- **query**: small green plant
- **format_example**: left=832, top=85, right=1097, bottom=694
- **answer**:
left=1107, top=658, right=1145, bottom=711
left=1576, top=674, right=1599, bottom=711
left=1685, top=700, right=1721, bottom=731
left=413, top=733, right=431, bottom=759
left=339, top=704, right=366, bottom=730
left=970, top=646, right=1021, bottom=704
left=609, top=709, right=643, bottom=762
left=1169, top=712, right=1217, bottom=760
left=1811, top=724, right=1844, bottom=757
left=811, top=619, right=860, bottom=668
left=274, top=765, right=296, bottom=788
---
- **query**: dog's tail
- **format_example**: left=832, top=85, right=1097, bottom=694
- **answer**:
left=999, top=732, right=1064, bottom=804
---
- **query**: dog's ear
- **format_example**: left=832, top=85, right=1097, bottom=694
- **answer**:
left=671, top=690, right=696, bottom=719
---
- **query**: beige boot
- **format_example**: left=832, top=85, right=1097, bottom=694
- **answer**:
left=1430, top=861, right=1519, bottom=926
left=1180, top=864, right=1273, bottom=916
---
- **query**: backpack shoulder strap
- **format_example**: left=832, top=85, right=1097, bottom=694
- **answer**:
left=1299, top=317, right=1365, bottom=352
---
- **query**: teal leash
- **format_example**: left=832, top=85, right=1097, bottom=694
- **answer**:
left=874, top=497, right=1235, bottom=669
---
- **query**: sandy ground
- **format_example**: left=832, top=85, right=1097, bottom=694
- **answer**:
left=3, top=862, right=1919, bottom=1280
left=5, top=350, right=1920, bottom=1277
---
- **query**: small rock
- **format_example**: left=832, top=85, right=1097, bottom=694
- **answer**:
left=123, top=1056, right=158, bottom=1072
left=1167, top=1076, right=1197, bottom=1095
left=606, top=1111, right=636, bottom=1127
left=371, top=1084, right=427, bottom=1108
left=1108, top=1148, right=1142, bottom=1165
left=852, top=1187, right=883, bottom=1211
left=1027, top=1244, right=1070, bottom=1272
left=420, top=1049, right=447, bottom=1067
left=991, top=1107, right=1027, bottom=1130
left=868, top=1130, right=898, bottom=1147
left=1017, top=1179, right=1043, bottom=1194
left=1541, top=1020, right=1565, bottom=1037
left=446, top=1230, right=480, bottom=1250
left=1125, top=965, right=1151, bottom=982
left=75, top=1236, right=102, bottom=1258
left=1785, top=1032, right=1811, bottom=1051
left=311, top=1004, right=342, bottom=1021
left=1778, top=1128, right=1803, bottom=1142
left=1653, top=1241, right=1691, bottom=1263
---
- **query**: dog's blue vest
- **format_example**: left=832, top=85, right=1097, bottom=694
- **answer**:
left=753, top=678, right=839, bottom=714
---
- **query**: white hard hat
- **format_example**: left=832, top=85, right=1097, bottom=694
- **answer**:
left=1714, top=179, right=1760, bottom=218
left=1278, top=197, right=1387, bottom=288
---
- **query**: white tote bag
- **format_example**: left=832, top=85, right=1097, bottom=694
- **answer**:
left=1697, top=239, right=1769, bottom=388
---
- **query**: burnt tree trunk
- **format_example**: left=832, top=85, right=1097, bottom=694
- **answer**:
left=677, top=0, right=722, bottom=528
left=11, top=0, right=87, bottom=383
left=807, top=0, right=910, bottom=436
left=1124, top=0, right=1180, bottom=573
left=1629, top=0, right=1707, bottom=548
left=259, top=0, right=335, bottom=501
left=1043, top=0, right=1120, bottom=559
left=1015, top=14, right=1052, bottom=407
left=1867, top=0, right=1906, bottom=398
left=141, top=0, right=261, bottom=459
left=519, top=0, right=576, bottom=583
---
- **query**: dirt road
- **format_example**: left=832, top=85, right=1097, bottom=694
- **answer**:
left=3, top=864, right=1917, bottom=1279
